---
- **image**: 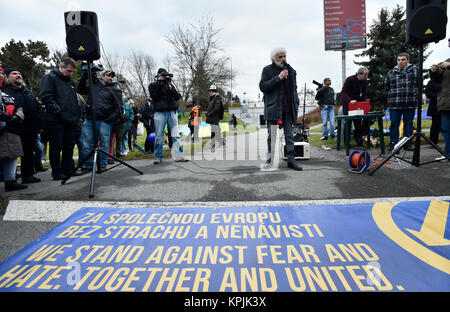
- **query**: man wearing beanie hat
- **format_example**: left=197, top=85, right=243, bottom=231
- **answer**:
left=148, top=68, right=186, bottom=164
left=3, top=68, right=43, bottom=183
left=0, top=67, right=27, bottom=191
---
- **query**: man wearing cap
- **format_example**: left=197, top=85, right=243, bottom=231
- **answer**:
left=77, top=69, right=124, bottom=172
left=3, top=68, right=43, bottom=183
left=207, top=85, right=225, bottom=151
left=259, top=47, right=302, bottom=171
left=148, top=68, right=186, bottom=164
left=40, top=57, right=82, bottom=180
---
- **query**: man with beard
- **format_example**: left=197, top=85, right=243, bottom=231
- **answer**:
left=259, top=47, right=302, bottom=171
left=3, top=68, right=42, bottom=184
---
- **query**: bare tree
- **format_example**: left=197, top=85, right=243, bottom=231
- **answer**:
left=128, top=51, right=156, bottom=98
left=166, top=15, right=234, bottom=110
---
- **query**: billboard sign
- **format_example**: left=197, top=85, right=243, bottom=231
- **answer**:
left=324, top=0, right=367, bottom=51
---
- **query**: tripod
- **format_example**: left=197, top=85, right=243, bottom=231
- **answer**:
left=369, top=43, right=449, bottom=176
left=62, top=61, right=143, bottom=197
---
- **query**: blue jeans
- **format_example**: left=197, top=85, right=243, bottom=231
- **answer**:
left=0, top=158, right=17, bottom=182
left=122, top=132, right=128, bottom=153
left=389, top=109, right=415, bottom=147
left=154, top=111, right=183, bottom=160
left=80, top=119, right=112, bottom=169
left=441, top=111, right=450, bottom=156
left=321, top=106, right=335, bottom=137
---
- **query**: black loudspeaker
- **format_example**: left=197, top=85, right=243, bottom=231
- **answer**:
left=64, top=11, right=101, bottom=61
left=406, top=0, right=448, bottom=44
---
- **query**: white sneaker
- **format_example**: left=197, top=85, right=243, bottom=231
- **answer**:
left=435, top=155, right=448, bottom=161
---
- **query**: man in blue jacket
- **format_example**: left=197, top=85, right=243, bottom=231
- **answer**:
left=259, top=47, right=302, bottom=171
left=40, top=57, right=82, bottom=180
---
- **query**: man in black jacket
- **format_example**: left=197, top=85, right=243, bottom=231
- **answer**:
left=77, top=69, right=124, bottom=172
left=3, top=68, right=42, bottom=184
left=40, top=57, right=82, bottom=180
left=259, top=47, right=302, bottom=171
left=148, top=68, right=186, bottom=164
left=315, top=78, right=336, bottom=140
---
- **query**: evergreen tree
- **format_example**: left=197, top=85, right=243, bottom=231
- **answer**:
left=354, top=5, right=430, bottom=111
left=0, top=39, right=51, bottom=94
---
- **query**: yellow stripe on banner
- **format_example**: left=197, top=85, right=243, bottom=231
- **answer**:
left=372, top=202, right=450, bottom=275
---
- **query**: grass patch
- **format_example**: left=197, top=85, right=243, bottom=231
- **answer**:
left=0, top=196, right=9, bottom=216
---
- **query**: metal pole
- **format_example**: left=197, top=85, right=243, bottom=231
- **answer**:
left=342, top=50, right=346, bottom=86
left=231, top=57, right=232, bottom=107
left=412, top=43, right=424, bottom=167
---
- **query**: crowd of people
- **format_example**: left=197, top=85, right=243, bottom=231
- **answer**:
left=0, top=57, right=141, bottom=191
left=1, top=44, right=449, bottom=191
left=0, top=58, right=229, bottom=192
left=313, top=46, right=450, bottom=160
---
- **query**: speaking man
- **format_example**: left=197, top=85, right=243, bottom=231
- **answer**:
left=259, top=47, right=302, bottom=171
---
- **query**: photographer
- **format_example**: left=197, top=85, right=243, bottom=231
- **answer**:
left=148, top=68, right=186, bottom=164
left=77, top=67, right=124, bottom=173
left=315, top=78, right=336, bottom=140
left=40, top=57, right=81, bottom=180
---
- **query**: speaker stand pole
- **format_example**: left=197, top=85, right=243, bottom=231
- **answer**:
left=369, top=43, right=449, bottom=176
left=62, top=61, right=143, bottom=198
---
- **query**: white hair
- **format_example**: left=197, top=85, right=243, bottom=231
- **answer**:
left=270, top=47, right=287, bottom=61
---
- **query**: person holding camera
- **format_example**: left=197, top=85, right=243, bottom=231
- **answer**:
left=430, top=57, right=450, bottom=160
left=315, top=78, right=336, bottom=140
left=77, top=68, right=124, bottom=172
left=259, top=47, right=302, bottom=171
left=148, top=68, right=186, bottom=164
left=40, top=57, right=82, bottom=180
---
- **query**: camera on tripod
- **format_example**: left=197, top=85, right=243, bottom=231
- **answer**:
left=312, top=80, right=323, bottom=90
left=81, top=61, right=104, bottom=73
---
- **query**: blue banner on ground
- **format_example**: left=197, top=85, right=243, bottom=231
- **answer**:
left=0, top=201, right=448, bottom=292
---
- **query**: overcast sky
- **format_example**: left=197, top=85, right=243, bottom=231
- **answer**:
left=1, top=0, right=449, bottom=101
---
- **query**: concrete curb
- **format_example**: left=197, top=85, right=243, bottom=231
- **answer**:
left=4, top=196, right=450, bottom=223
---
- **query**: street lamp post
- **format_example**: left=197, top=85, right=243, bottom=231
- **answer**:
left=227, top=56, right=232, bottom=109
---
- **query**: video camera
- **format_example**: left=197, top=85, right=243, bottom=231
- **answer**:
left=158, top=70, right=174, bottom=83
left=312, top=80, right=323, bottom=90
left=81, top=61, right=104, bottom=73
